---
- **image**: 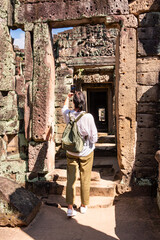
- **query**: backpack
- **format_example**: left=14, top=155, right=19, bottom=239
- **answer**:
left=61, top=112, right=86, bottom=153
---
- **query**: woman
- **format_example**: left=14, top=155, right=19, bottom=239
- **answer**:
left=62, top=91, right=98, bottom=217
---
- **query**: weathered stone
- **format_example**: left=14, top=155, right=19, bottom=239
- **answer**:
left=0, top=91, right=18, bottom=121
left=0, top=137, right=7, bottom=161
left=118, top=27, right=137, bottom=73
left=135, top=154, right=158, bottom=167
left=7, top=0, right=14, bottom=26
left=137, top=128, right=158, bottom=142
left=32, top=22, right=55, bottom=141
left=0, top=0, right=8, bottom=19
left=6, top=134, right=19, bottom=157
left=0, top=177, right=41, bottom=227
left=0, top=160, right=27, bottom=176
left=15, top=75, right=25, bottom=96
left=24, top=81, right=32, bottom=140
left=28, top=142, right=48, bottom=172
left=137, top=114, right=158, bottom=128
left=67, top=56, right=116, bottom=67
left=24, top=31, right=33, bottom=81
left=115, top=26, right=137, bottom=171
left=137, top=103, right=158, bottom=113
left=137, top=57, right=160, bottom=73
left=111, top=14, right=138, bottom=28
left=138, top=27, right=160, bottom=56
left=54, top=26, right=118, bottom=60
left=24, top=22, right=34, bottom=32
left=129, top=0, right=160, bottom=15
left=28, top=140, right=55, bottom=173
left=15, top=0, right=129, bottom=25
left=137, top=85, right=159, bottom=103
left=0, top=0, right=159, bottom=201
left=136, top=141, right=158, bottom=155
left=133, top=166, right=157, bottom=179
left=0, top=18, right=15, bottom=91
left=137, top=72, right=159, bottom=86
left=55, top=124, right=66, bottom=135
left=0, top=120, right=19, bottom=135
left=139, top=12, right=160, bottom=27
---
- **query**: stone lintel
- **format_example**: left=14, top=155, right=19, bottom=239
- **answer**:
left=67, top=56, right=115, bottom=67
left=107, top=14, right=138, bottom=28
left=15, top=0, right=129, bottom=25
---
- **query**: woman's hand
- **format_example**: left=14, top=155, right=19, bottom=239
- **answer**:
left=68, top=92, right=74, bottom=98
left=63, top=92, right=74, bottom=108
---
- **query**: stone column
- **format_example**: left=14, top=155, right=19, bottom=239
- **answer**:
left=29, top=22, right=55, bottom=173
left=115, top=15, right=138, bottom=182
left=155, top=151, right=160, bottom=210
left=24, top=24, right=34, bottom=140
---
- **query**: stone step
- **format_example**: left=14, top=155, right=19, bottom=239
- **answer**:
left=39, top=169, right=101, bottom=182
left=42, top=194, right=114, bottom=209
left=55, top=156, right=118, bottom=169
left=95, top=143, right=116, bottom=150
left=98, top=134, right=116, bottom=144
left=26, top=178, right=116, bottom=197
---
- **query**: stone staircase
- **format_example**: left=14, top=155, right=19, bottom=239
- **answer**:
left=26, top=133, right=120, bottom=208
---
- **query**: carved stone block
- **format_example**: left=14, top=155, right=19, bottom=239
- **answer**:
left=137, top=72, right=159, bottom=86
left=15, top=0, right=129, bottom=24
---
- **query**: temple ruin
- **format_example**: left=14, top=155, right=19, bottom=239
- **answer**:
left=0, top=0, right=160, bottom=219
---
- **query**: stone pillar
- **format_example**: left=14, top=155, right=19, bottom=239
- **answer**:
left=115, top=15, right=138, bottom=181
left=155, top=151, right=160, bottom=210
left=30, top=22, right=55, bottom=173
left=24, top=24, right=34, bottom=141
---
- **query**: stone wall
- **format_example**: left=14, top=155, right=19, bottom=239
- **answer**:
left=0, top=5, right=27, bottom=183
left=0, top=0, right=159, bottom=196
left=53, top=24, right=118, bottom=152
left=133, top=11, right=160, bottom=183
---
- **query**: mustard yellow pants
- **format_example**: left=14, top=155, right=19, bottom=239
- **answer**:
left=66, top=151, right=94, bottom=206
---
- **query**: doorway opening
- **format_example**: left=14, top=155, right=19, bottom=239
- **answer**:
left=88, top=89, right=108, bottom=132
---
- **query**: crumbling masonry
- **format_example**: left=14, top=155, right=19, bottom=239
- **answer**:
left=0, top=0, right=160, bottom=208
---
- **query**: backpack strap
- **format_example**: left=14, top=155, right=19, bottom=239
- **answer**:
left=74, top=112, right=86, bottom=122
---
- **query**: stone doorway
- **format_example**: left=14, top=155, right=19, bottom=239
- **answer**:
left=87, top=89, right=108, bottom=132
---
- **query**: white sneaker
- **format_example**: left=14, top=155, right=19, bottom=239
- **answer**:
left=67, top=208, right=77, bottom=217
left=80, top=206, right=88, bottom=214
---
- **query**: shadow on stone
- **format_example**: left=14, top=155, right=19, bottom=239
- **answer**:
left=0, top=177, right=41, bottom=227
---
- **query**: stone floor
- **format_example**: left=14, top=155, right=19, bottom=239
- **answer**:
left=0, top=195, right=160, bottom=240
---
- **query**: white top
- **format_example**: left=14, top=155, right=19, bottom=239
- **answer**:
left=62, top=105, right=98, bottom=157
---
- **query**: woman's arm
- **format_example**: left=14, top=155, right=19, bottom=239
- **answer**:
left=62, top=92, right=74, bottom=123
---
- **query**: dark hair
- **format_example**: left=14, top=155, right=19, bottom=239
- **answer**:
left=73, top=91, right=86, bottom=112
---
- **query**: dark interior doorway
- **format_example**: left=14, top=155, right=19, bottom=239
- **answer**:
left=88, top=89, right=108, bottom=132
